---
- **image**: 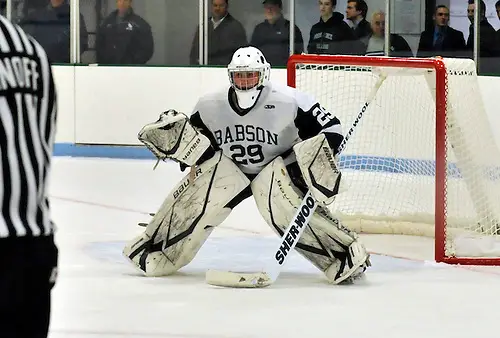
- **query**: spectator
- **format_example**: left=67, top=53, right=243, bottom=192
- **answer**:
left=417, top=5, right=466, bottom=58
left=364, top=10, right=412, bottom=57
left=96, top=0, right=154, bottom=65
left=308, top=0, right=361, bottom=55
left=250, top=0, right=303, bottom=67
left=21, top=0, right=88, bottom=63
left=189, top=0, right=247, bottom=65
left=466, top=0, right=498, bottom=57
left=345, top=0, right=371, bottom=42
left=496, top=1, right=500, bottom=33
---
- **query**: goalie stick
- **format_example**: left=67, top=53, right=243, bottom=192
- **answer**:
left=206, top=73, right=388, bottom=288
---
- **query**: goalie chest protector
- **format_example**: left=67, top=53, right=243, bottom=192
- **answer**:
left=192, top=82, right=339, bottom=175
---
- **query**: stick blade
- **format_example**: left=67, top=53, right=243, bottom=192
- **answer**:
left=205, top=270, right=272, bottom=288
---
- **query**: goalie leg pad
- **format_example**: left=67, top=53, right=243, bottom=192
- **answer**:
left=123, top=152, right=250, bottom=277
left=250, top=157, right=370, bottom=284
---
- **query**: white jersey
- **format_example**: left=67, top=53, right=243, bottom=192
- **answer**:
left=190, top=82, right=343, bottom=175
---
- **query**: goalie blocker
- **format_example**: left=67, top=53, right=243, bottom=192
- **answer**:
left=124, top=110, right=370, bottom=284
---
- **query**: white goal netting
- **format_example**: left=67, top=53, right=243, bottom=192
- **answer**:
left=292, top=57, right=500, bottom=261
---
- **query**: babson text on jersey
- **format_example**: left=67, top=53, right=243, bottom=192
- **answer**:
left=0, top=56, right=39, bottom=90
left=214, top=125, right=278, bottom=146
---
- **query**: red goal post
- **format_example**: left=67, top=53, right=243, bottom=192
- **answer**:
left=287, top=54, right=500, bottom=265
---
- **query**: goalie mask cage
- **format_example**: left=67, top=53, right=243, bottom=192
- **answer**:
left=287, top=55, right=500, bottom=265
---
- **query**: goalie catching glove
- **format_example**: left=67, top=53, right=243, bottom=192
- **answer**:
left=138, top=109, right=213, bottom=167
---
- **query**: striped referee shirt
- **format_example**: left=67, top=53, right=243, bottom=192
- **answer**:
left=0, top=15, right=57, bottom=238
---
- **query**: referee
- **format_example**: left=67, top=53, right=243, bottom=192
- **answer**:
left=0, top=12, right=58, bottom=338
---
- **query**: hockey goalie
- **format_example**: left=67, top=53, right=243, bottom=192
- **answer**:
left=123, top=46, right=371, bottom=285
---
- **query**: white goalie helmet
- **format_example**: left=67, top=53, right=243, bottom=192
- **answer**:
left=227, top=46, right=271, bottom=109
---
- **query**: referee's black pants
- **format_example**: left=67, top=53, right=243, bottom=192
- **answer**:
left=0, top=235, right=58, bottom=338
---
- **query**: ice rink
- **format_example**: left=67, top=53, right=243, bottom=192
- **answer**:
left=47, top=157, right=500, bottom=338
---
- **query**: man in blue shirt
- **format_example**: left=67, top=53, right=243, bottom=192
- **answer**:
left=417, top=5, right=465, bottom=58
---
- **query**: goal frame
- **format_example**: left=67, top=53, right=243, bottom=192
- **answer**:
left=287, top=54, right=500, bottom=265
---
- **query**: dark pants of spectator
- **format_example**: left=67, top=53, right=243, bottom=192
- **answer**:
left=0, top=235, right=58, bottom=338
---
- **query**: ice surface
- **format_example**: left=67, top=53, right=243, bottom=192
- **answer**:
left=46, top=158, right=500, bottom=338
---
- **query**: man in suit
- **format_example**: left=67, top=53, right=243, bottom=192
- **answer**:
left=495, top=1, right=500, bottom=43
left=466, top=0, right=499, bottom=73
left=496, top=0, right=500, bottom=21
left=417, top=5, right=466, bottom=58
left=345, top=0, right=371, bottom=42
left=189, top=0, right=247, bottom=65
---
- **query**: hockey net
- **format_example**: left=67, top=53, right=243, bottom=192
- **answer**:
left=288, top=55, right=500, bottom=265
